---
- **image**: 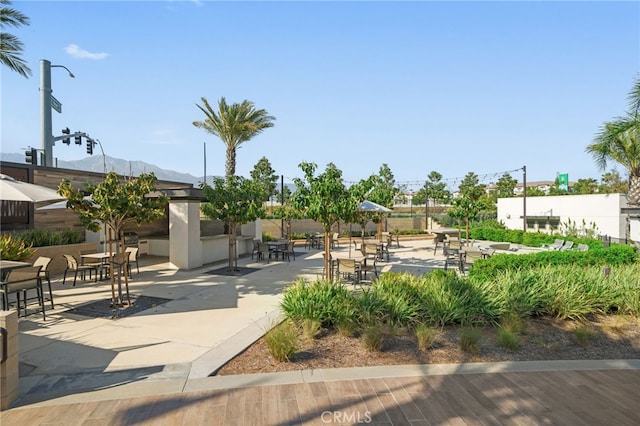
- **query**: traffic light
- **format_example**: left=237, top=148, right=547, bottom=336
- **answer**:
left=86, top=139, right=93, bottom=155
left=62, top=127, right=71, bottom=145
left=25, top=148, right=37, bottom=165
left=74, top=134, right=82, bottom=145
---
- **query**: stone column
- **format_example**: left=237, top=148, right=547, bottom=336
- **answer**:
left=0, top=310, right=19, bottom=410
left=169, top=199, right=202, bottom=269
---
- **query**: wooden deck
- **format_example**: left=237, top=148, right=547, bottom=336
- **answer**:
left=2, top=368, right=639, bottom=425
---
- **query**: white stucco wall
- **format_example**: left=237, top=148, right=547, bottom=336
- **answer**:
left=497, top=194, right=628, bottom=240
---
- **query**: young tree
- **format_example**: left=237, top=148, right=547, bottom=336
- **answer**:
left=424, top=171, right=450, bottom=229
left=450, top=172, right=486, bottom=245
left=58, top=172, right=168, bottom=304
left=572, top=178, right=598, bottom=195
left=200, top=174, right=265, bottom=271
left=366, top=164, right=402, bottom=239
left=291, top=162, right=351, bottom=279
left=250, top=156, right=278, bottom=202
left=495, top=173, right=517, bottom=198
left=599, top=169, right=628, bottom=194
left=0, top=0, right=31, bottom=78
left=193, top=97, right=275, bottom=177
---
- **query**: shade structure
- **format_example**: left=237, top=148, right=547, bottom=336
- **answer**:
left=37, top=195, right=93, bottom=210
left=357, top=200, right=392, bottom=212
left=0, top=173, right=64, bottom=202
left=357, top=200, right=392, bottom=242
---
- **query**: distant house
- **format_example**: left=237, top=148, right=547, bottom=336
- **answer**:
left=485, top=180, right=572, bottom=196
left=497, top=193, right=638, bottom=243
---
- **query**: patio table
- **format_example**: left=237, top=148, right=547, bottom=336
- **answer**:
left=0, top=260, right=31, bottom=281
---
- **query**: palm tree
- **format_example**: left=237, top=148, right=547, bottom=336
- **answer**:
left=193, top=97, right=275, bottom=177
left=586, top=76, right=640, bottom=206
left=0, top=0, right=31, bottom=78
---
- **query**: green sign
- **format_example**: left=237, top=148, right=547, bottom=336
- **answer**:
left=51, top=95, right=62, bottom=113
left=557, top=173, right=569, bottom=190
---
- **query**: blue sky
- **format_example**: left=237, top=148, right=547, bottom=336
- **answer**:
left=2, top=0, right=639, bottom=191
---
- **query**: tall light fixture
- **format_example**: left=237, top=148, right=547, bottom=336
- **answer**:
left=40, top=59, right=75, bottom=167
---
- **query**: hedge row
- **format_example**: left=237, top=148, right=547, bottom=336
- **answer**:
left=468, top=244, right=638, bottom=282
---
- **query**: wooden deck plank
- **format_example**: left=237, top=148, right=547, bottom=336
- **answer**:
left=4, top=368, right=640, bottom=424
left=351, top=379, right=392, bottom=424
left=222, top=388, right=246, bottom=426
left=382, top=377, right=427, bottom=421
left=178, top=391, right=221, bottom=426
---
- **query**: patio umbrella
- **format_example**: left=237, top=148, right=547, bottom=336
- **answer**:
left=357, top=200, right=392, bottom=213
left=0, top=173, right=64, bottom=202
left=37, top=195, right=93, bottom=210
left=357, top=200, right=393, bottom=242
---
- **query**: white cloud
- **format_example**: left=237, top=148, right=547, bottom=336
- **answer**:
left=64, top=44, right=109, bottom=60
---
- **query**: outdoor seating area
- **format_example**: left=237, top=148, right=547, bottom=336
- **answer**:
left=0, top=232, right=637, bottom=419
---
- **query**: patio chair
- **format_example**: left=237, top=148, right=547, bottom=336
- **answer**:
left=62, top=254, right=99, bottom=286
left=443, top=245, right=462, bottom=272
left=251, top=239, right=261, bottom=259
left=433, top=233, right=446, bottom=255
left=32, top=256, right=54, bottom=309
left=337, top=258, right=360, bottom=286
left=331, top=232, right=340, bottom=249
left=560, top=240, right=574, bottom=251
left=447, top=238, right=462, bottom=251
left=461, top=248, right=483, bottom=274
left=574, top=243, right=589, bottom=252
left=257, top=242, right=272, bottom=263
left=543, top=239, right=564, bottom=250
left=364, top=243, right=384, bottom=262
left=125, top=247, right=140, bottom=275
left=359, top=253, right=378, bottom=282
left=281, top=240, right=296, bottom=262
left=0, top=265, right=45, bottom=320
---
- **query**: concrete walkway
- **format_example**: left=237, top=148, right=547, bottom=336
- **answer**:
left=4, top=238, right=639, bottom=423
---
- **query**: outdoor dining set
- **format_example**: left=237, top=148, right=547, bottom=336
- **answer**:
left=0, top=247, right=141, bottom=320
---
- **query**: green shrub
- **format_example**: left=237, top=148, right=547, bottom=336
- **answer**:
left=496, top=328, right=520, bottom=351
left=500, top=312, right=525, bottom=334
left=356, top=288, right=388, bottom=326
left=336, top=318, right=358, bottom=337
left=301, top=318, right=321, bottom=340
left=265, top=320, right=299, bottom=362
left=0, top=234, right=35, bottom=261
left=10, top=228, right=83, bottom=247
left=469, top=244, right=637, bottom=281
left=459, top=327, right=482, bottom=354
left=573, top=324, right=594, bottom=348
left=281, top=279, right=356, bottom=327
left=362, top=325, right=385, bottom=351
left=415, top=323, right=438, bottom=350
left=262, top=232, right=275, bottom=242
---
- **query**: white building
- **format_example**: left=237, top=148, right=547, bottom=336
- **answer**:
left=497, top=193, right=639, bottom=242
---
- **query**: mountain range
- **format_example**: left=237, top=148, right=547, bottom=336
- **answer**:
left=1, top=153, right=209, bottom=185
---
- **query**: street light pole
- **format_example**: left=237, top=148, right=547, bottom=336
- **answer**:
left=40, top=59, right=74, bottom=167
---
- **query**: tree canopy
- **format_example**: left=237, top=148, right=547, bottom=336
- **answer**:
left=0, top=0, right=31, bottom=77
left=193, top=97, right=275, bottom=177
left=587, top=75, right=640, bottom=206
left=200, top=174, right=265, bottom=271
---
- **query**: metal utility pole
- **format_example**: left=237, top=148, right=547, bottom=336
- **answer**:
left=523, top=165, right=527, bottom=232
left=40, top=59, right=74, bottom=167
left=424, top=181, right=429, bottom=230
left=281, top=175, right=285, bottom=238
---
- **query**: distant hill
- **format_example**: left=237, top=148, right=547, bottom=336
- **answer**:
left=0, top=152, right=217, bottom=185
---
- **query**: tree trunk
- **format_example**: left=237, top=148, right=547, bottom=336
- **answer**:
left=324, top=229, right=332, bottom=281
left=225, top=145, right=236, bottom=177
left=227, top=220, right=235, bottom=271
left=628, top=175, right=640, bottom=206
